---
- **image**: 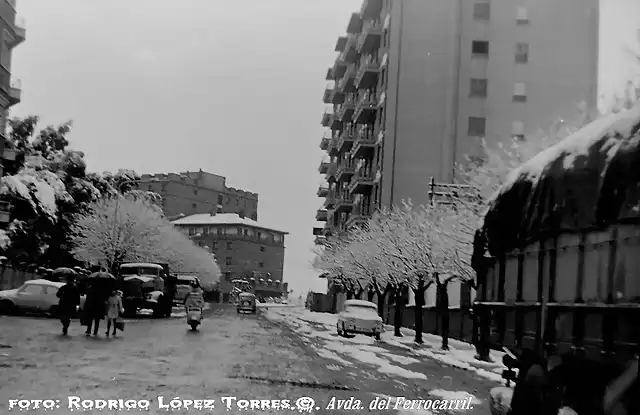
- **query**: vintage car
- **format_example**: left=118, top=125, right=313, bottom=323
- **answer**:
left=0, top=279, right=86, bottom=316
left=119, top=263, right=166, bottom=317
left=237, top=292, right=257, bottom=314
left=336, top=299, right=383, bottom=340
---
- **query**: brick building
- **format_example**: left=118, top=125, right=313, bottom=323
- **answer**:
left=138, top=170, right=258, bottom=220
left=172, top=213, right=288, bottom=303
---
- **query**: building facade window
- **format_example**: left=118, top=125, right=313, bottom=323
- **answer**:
left=250, top=212, right=257, bottom=221
left=217, top=194, right=223, bottom=205
left=512, top=120, right=525, bottom=139
left=211, top=242, right=217, bottom=250
left=513, top=82, right=527, bottom=102
left=468, top=117, right=486, bottom=137
left=260, top=246, right=265, bottom=252
left=515, top=43, right=529, bottom=63
left=225, top=257, right=232, bottom=265
left=473, top=2, right=490, bottom=20
left=471, top=40, right=489, bottom=57
left=193, top=189, right=198, bottom=195
left=227, top=241, right=232, bottom=250
left=259, top=262, right=264, bottom=268
left=217, top=206, right=223, bottom=213
left=516, top=7, right=529, bottom=24
left=469, top=78, right=488, bottom=97
left=192, top=203, right=197, bottom=209
left=224, top=271, right=232, bottom=281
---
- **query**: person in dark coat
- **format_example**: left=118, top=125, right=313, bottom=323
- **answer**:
left=56, top=276, right=81, bottom=336
left=83, top=282, right=108, bottom=336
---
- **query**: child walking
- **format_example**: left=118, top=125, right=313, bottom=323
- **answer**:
left=105, top=290, right=123, bottom=337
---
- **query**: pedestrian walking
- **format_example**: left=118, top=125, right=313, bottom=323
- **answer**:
left=83, top=282, right=107, bottom=337
left=56, top=275, right=80, bottom=336
left=105, top=290, right=123, bottom=337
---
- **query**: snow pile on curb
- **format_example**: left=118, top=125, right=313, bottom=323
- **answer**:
left=263, top=307, right=505, bottom=383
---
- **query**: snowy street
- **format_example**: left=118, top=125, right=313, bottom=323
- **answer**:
left=0, top=304, right=503, bottom=414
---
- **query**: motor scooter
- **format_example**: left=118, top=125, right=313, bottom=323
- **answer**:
left=186, top=305, right=203, bottom=331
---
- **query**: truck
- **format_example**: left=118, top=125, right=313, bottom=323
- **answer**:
left=118, top=262, right=175, bottom=317
left=472, top=106, right=640, bottom=415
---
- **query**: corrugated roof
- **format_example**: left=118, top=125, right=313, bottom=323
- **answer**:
left=171, top=213, right=287, bottom=234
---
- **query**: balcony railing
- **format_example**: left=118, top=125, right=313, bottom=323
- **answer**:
left=328, top=138, right=339, bottom=157
left=316, top=209, right=328, bottom=221
left=356, top=19, right=382, bottom=54
left=353, top=92, right=377, bottom=124
left=9, top=78, right=21, bottom=105
left=322, top=83, right=334, bottom=104
left=336, top=159, right=356, bottom=182
left=328, top=112, right=342, bottom=131
left=338, top=64, right=356, bottom=93
left=349, top=165, right=375, bottom=194
left=319, top=135, right=331, bottom=151
left=355, top=54, right=380, bottom=90
left=325, top=162, right=338, bottom=181
left=13, top=16, right=25, bottom=43
left=335, top=36, right=348, bottom=52
left=337, top=95, right=357, bottom=122
left=321, top=111, right=332, bottom=127
left=334, top=192, right=354, bottom=213
left=340, top=33, right=360, bottom=64
left=324, top=189, right=337, bottom=208
left=351, top=128, right=377, bottom=159
left=318, top=160, right=330, bottom=174
left=336, top=125, right=356, bottom=153
left=346, top=13, right=363, bottom=34
left=361, top=0, right=383, bottom=21
left=317, top=186, right=329, bottom=197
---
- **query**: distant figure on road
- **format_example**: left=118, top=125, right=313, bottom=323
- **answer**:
left=183, top=281, right=204, bottom=308
left=83, top=283, right=107, bottom=337
left=56, top=276, right=80, bottom=336
left=105, top=290, right=123, bottom=337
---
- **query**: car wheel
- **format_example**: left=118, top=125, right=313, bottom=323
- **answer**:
left=0, top=299, right=15, bottom=315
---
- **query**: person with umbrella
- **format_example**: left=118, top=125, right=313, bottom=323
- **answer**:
left=83, top=271, right=114, bottom=337
left=56, top=272, right=80, bottom=336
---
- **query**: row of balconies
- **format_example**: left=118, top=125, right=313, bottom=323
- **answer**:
left=314, top=195, right=375, bottom=244
left=324, top=50, right=383, bottom=106
left=318, top=124, right=379, bottom=165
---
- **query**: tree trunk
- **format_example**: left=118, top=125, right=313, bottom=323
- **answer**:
left=413, top=288, right=425, bottom=344
left=367, top=289, right=375, bottom=302
left=439, top=281, right=451, bottom=351
left=346, top=290, right=353, bottom=300
left=374, top=288, right=385, bottom=318
left=393, top=288, right=405, bottom=337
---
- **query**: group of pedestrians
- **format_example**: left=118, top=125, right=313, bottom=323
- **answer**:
left=56, top=275, right=124, bottom=337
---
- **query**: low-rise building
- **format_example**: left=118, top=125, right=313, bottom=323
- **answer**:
left=172, top=213, right=288, bottom=303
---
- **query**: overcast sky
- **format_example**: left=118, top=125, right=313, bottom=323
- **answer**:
left=10, top=1, right=640, bottom=297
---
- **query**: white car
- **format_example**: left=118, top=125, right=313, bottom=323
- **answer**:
left=337, top=299, right=383, bottom=340
left=0, top=279, right=86, bottom=316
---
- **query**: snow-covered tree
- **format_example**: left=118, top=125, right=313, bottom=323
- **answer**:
left=69, top=196, right=220, bottom=283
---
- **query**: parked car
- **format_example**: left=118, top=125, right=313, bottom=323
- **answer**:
left=0, top=279, right=86, bottom=316
left=336, top=299, right=383, bottom=340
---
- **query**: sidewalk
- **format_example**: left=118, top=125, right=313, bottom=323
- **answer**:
left=262, top=306, right=510, bottom=415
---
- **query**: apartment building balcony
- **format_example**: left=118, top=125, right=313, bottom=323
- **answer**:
left=349, top=166, right=375, bottom=194
left=356, top=19, right=382, bottom=55
left=321, top=111, right=332, bottom=127
left=334, top=192, right=354, bottom=214
left=325, top=162, right=338, bottom=182
left=328, top=138, right=339, bottom=157
left=336, top=160, right=356, bottom=183
left=318, top=160, right=330, bottom=174
left=317, top=186, right=329, bottom=198
left=319, top=135, right=331, bottom=151
left=337, top=64, right=356, bottom=93
left=329, top=114, right=342, bottom=131
left=314, top=234, right=327, bottom=245
left=355, top=55, right=380, bottom=90
left=322, top=84, right=334, bottom=104
left=345, top=208, right=372, bottom=228
left=8, top=78, right=21, bottom=106
left=353, top=93, right=377, bottom=124
left=325, top=67, right=334, bottom=81
left=333, top=57, right=347, bottom=80
left=336, top=128, right=356, bottom=153
left=335, top=36, right=348, bottom=52
left=361, top=0, right=383, bottom=21
left=324, top=190, right=336, bottom=209
left=337, top=96, right=356, bottom=122
left=341, top=34, right=360, bottom=64
left=346, top=13, right=363, bottom=34
left=316, top=209, right=328, bottom=221
left=6, top=17, right=25, bottom=47
left=351, top=131, right=377, bottom=159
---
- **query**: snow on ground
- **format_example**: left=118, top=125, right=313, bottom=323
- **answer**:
left=263, top=307, right=506, bottom=383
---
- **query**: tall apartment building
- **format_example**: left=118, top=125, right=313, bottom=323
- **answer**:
left=0, top=0, right=24, bottom=176
left=138, top=170, right=259, bottom=220
left=314, top=0, right=639, bottom=238
left=172, top=213, right=287, bottom=303
left=0, top=0, right=24, bottom=225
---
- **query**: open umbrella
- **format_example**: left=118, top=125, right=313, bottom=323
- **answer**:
left=53, top=267, right=76, bottom=278
left=88, top=271, right=115, bottom=279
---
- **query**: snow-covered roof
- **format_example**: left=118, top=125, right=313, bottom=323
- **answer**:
left=479, top=104, right=640, bottom=257
left=120, top=263, right=163, bottom=269
left=344, top=299, right=377, bottom=308
left=171, top=213, right=288, bottom=234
